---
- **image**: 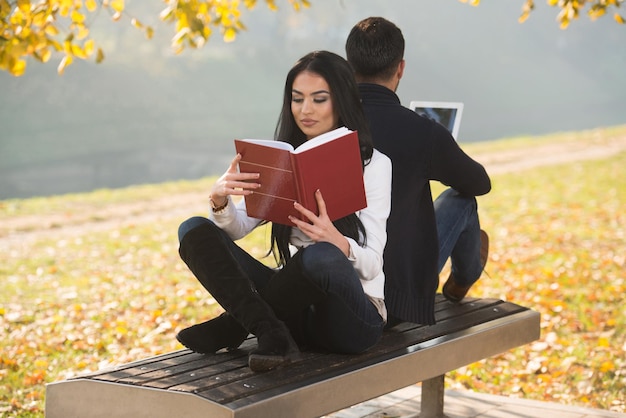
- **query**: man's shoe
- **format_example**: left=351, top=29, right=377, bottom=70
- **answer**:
left=442, top=230, right=489, bottom=302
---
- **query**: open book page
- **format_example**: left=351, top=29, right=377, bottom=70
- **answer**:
left=235, top=139, right=295, bottom=151
left=293, top=127, right=351, bottom=154
left=238, top=127, right=352, bottom=154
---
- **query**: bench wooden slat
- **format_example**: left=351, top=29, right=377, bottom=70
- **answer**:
left=193, top=298, right=526, bottom=405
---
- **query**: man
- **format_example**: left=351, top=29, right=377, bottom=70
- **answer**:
left=345, top=17, right=491, bottom=325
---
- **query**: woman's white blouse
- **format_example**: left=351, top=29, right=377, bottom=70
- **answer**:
left=211, top=149, right=392, bottom=302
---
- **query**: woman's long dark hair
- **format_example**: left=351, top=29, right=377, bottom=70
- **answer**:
left=270, top=50, right=375, bottom=267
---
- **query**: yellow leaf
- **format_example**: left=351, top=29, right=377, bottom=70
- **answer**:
left=76, top=24, right=90, bottom=40
left=85, top=0, right=98, bottom=12
left=95, top=47, right=105, bottom=63
left=71, top=44, right=87, bottom=59
left=71, top=9, right=85, bottom=24
left=32, top=9, right=48, bottom=26
left=203, top=26, right=212, bottom=39
left=266, top=0, right=277, bottom=11
left=112, top=11, right=122, bottom=21
left=38, top=48, right=52, bottom=63
left=110, top=0, right=124, bottom=13
left=84, top=39, right=95, bottom=55
left=615, top=13, right=625, bottom=24
left=10, top=58, right=27, bottom=77
left=172, top=27, right=190, bottom=45
left=470, top=0, right=480, bottom=5
left=159, top=5, right=174, bottom=21
left=17, top=0, right=31, bottom=14
left=599, top=361, right=614, bottom=373
left=57, top=54, right=73, bottom=75
left=223, top=27, right=236, bottom=42
left=597, top=336, right=610, bottom=347
left=588, top=8, right=605, bottom=20
left=145, top=26, right=155, bottom=40
left=131, top=18, right=143, bottom=28
left=45, top=25, right=59, bottom=36
left=519, top=12, right=530, bottom=23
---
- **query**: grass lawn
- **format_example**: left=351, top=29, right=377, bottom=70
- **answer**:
left=1, top=129, right=624, bottom=416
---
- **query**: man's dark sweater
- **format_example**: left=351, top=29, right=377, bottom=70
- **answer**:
left=359, top=83, right=491, bottom=325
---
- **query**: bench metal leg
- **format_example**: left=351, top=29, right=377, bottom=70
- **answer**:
left=421, top=374, right=445, bottom=417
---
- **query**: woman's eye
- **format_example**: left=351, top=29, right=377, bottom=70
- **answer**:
left=313, top=97, right=328, bottom=104
left=292, top=97, right=303, bottom=103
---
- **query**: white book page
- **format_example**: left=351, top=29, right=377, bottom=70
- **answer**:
left=238, top=139, right=295, bottom=151
left=293, top=127, right=352, bottom=154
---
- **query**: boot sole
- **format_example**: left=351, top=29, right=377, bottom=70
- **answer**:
left=248, top=352, right=300, bottom=372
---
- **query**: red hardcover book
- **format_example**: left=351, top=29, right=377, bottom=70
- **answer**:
left=234, top=127, right=367, bottom=225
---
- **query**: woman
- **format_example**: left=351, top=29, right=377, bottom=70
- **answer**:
left=176, top=51, right=392, bottom=372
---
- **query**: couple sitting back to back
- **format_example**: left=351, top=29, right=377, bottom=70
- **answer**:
left=175, top=17, right=491, bottom=372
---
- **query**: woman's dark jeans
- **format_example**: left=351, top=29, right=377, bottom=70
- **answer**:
left=178, top=216, right=384, bottom=354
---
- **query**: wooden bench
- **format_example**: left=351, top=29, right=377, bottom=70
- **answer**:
left=45, top=295, right=540, bottom=418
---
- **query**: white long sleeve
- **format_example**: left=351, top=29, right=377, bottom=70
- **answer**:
left=210, top=149, right=392, bottom=301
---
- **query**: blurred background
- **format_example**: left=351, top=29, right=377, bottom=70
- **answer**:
left=1, top=0, right=624, bottom=199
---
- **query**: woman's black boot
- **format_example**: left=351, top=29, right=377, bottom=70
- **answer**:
left=259, top=250, right=327, bottom=345
left=176, top=312, right=248, bottom=354
left=260, top=250, right=327, bottom=319
left=179, top=222, right=300, bottom=372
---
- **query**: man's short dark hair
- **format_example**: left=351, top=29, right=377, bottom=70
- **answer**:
left=345, top=17, right=405, bottom=81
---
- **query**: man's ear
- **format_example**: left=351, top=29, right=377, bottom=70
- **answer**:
left=397, top=59, right=406, bottom=80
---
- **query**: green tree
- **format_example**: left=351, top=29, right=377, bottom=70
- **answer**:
left=0, top=0, right=622, bottom=77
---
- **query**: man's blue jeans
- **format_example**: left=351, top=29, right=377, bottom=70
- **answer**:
left=178, top=216, right=384, bottom=354
left=434, top=188, right=484, bottom=287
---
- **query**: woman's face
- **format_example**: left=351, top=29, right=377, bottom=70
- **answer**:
left=291, top=70, right=339, bottom=140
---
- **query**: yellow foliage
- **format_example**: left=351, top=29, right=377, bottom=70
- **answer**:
left=95, top=47, right=105, bottom=63
left=131, top=17, right=143, bottom=28
left=85, top=0, right=97, bottom=12
left=38, top=47, right=52, bottom=62
left=10, top=58, right=27, bottom=76
left=110, top=0, right=125, bottom=13
left=2, top=0, right=624, bottom=77
left=223, top=26, right=236, bottom=42
left=84, top=38, right=95, bottom=55
left=145, top=26, right=155, bottom=40
left=56, top=53, right=72, bottom=75
left=75, top=24, right=90, bottom=40
left=44, top=25, right=60, bottom=36
left=71, top=43, right=86, bottom=58
left=70, top=9, right=85, bottom=24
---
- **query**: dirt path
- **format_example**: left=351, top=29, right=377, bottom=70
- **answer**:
left=2, top=131, right=626, bottom=248
left=471, top=133, right=626, bottom=174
